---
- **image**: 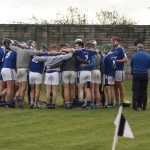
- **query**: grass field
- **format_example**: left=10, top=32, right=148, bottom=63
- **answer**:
left=0, top=81, right=150, bottom=150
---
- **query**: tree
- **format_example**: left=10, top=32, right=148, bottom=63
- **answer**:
left=96, top=9, right=137, bottom=25
left=9, top=7, right=137, bottom=25
left=10, top=7, right=89, bottom=25
left=53, top=6, right=88, bottom=25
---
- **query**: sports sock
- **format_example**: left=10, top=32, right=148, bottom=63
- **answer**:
left=47, top=103, right=51, bottom=108
left=51, top=103, right=56, bottom=109
left=86, top=101, right=91, bottom=107
left=78, top=101, right=83, bottom=108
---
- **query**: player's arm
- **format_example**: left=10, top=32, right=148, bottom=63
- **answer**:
left=47, top=61, right=63, bottom=69
left=10, top=44, right=20, bottom=52
left=48, top=51, right=66, bottom=55
left=60, top=48, right=76, bottom=53
left=116, top=56, right=128, bottom=63
left=80, top=56, right=96, bottom=68
left=38, top=53, right=73, bottom=65
left=76, top=55, right=89, bottom=64
left=28, top=50, right=43, bottom=56
left=33, top=55, right=48, bottom=62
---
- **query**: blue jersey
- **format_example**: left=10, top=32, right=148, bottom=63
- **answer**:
left=112, top=46, right=127, bottom=71
left=30, top=53, right=49, bottom=73
left=2, top=51, right=17, bottom=69
left=77, top=56, right=96, bottom=71
left=75, top=48, right=96, bottom=71
left=0, top=47, right=8, bottom=71
left=103, top=52, right=116, bottom=77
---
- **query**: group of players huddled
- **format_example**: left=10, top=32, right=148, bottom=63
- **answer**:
left=0, top=37, right=128, bottom=109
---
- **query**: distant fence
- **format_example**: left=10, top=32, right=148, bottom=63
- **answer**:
left=0, top=24, right=150, bottom=80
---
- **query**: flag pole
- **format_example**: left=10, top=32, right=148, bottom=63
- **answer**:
left=112, top=106, right=123, bottom=150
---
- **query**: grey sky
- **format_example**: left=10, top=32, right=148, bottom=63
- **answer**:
left=0, top=0, right=150, bottom=24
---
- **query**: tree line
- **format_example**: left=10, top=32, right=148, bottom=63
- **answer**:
left=10, top=6, right=137, bottom=25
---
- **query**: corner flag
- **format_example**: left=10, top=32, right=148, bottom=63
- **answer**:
left=112, top=106, right=134, bottom=150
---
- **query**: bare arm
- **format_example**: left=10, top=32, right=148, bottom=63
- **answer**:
left=116, top=57, right=128, bottom=63
left=61, top=48, right=76, bottom=53
left=48, top=51, right=66, bottom=55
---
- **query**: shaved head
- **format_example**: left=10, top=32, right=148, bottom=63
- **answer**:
left=137, top=43, right=144, bottom=49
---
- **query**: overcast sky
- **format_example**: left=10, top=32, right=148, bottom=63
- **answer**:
left=0, top=0, right=150, bottom=24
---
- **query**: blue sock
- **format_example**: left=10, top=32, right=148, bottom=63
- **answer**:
left=65, top=102, right=70, bottom=108
left=87, top=101, right=91, bottom=107
left=47, top=103, right=51, bottom=108
left=0, top=100, right=6, bottom=107
left=107, top=101, right=111, bottom=106
left=70, top=103, right=73, bottom=108
left=51, top=104, right=55, bottom=108
left=78, top=101, right=83, bottom=108
left=6, top=100, right=15, bottom=108
left=66, top=102, right=73, bottom=109
left=95, top=103, right=100, bottom=108
left=13, top=96, right=19, bottom=101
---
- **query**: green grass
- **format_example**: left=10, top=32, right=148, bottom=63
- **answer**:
left=0, top=81, right=150, bottom=150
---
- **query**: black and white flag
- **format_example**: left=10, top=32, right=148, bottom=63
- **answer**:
left=112, top=106, right=134, bottom=150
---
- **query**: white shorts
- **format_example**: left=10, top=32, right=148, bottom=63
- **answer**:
left=17, top=68, right=28, bottom=82
left=29, top=72, right=43, bottom=84
left=77, top=71, right=91, bottom=83
left=91, top=70, right=101, bottom=83
left=44, top=72, right=59, bottom=85
left=115, top=70, right=125, bottom=82
left=103, top=74, right=115, bottom=86
left=62, top=71, right=76, bottom=84
left=1, top=68, right=16, bottom=81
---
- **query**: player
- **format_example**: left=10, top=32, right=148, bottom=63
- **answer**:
left=102, top=44, right=116, bottom=108
left=111, top=37, right=128, bottom=106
